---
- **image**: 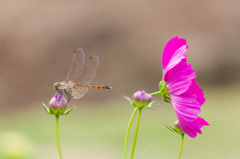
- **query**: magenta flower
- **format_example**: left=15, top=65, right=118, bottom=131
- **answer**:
left=160, top=37, right=209, bottom=138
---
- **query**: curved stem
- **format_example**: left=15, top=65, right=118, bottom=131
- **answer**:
left=150, top=91, right=161, bottom=96
left=123, top=107, right=138, bottom=159
left=178, top=133, right=185, bottom=159
left=130, top=108, right=142, bottom=159
left=56, top=115, right=63, bottom=159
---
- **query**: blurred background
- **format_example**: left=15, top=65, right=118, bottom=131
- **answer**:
left=0, top=0, right=240, bottom=158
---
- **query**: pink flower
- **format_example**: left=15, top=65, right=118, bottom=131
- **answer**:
left=161, top=37, right=209, bottom=138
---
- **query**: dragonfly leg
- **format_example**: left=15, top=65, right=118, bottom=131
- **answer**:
left=58, top=90, right=63, bottom=95
left=64, top=90, right=72, bottom=103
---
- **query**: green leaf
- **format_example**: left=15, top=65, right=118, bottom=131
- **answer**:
left=139, top=140, right=159, bottom=159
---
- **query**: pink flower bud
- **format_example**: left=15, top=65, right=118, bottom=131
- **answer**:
left=133, top=90, right=152, bottom=108
left=174, top=120, right=183, bottom=133
left=133, top=90, right=152, bottom=103
left=49, top=93, right=67, bottom=114
left=174, top=120, right=181, bottom=130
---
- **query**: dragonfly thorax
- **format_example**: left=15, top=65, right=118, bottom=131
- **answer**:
left=53, top=80, right=75, bottom=91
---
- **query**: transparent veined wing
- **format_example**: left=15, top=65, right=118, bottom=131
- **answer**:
left=71, top=86, right=88, bottom=99
left=67, top=48, right=85, bottom=81
left=75, top=55, right=99, bottom=84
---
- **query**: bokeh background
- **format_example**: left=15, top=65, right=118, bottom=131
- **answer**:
left=0, top=0, right=240, bottom=158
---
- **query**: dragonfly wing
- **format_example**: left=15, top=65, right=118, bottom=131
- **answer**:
left=71, top=86, right=88, bottom=99
left=67, top=48, right=85, bottom=81
left=76, top=55, right=99, bottom=84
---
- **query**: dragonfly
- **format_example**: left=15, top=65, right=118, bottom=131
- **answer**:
left=53, top=48, right=112, bottom=102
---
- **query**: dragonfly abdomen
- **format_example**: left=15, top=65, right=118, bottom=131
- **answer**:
left=77, top=84, right=112, bottom=89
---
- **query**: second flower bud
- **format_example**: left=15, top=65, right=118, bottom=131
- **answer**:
left=132, top=90, right=152, bottom=108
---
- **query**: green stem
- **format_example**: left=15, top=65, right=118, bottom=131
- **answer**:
left=123, top=107, right=138, bottom=159
left=56, top=115, right=63, bottom=159
left=150, top=91, right=161, bottom=96
left=130, top=108, right=142, bottom=159
left=178, top=133, right=185, bottom=159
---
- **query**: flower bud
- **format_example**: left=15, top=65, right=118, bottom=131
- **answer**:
left=133, top=90, right=152, bottom=108
left=49, top=93, right=67, bottom=114
left=174, top=120, right=184, bottom=134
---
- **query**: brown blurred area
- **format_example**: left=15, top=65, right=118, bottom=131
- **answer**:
left=0, top=0, right=240, bottom=109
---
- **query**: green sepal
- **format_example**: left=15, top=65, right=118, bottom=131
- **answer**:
left=42, top=103, right=76, bottom=116
left=159, top=81, right=171, bottom=103
left=124, top=96, right=158, bottom=109
left=63, top=106, right=77, bottom=115
left=124, top=96, right=134, bottom=106
left=165, top=124, right=184, bottom=135
left=42, top=103, right=50, bottom=114
left=145, top=101, right=159, bottom=109
left=158, top=81, right=165, bottom=92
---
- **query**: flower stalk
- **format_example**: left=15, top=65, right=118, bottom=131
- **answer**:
left=130, top=108, right=142, bottom=159
left=178, top=133, right=185, bottom=159
left=150, top=91, right=161, bottom=96
left=123, top=90, right=153, bottom=159
left=123, top=107, right=138, bottom=159
left=56, top=115, right=63, bottom=159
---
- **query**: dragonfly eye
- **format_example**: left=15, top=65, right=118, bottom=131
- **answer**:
left=53, top=82, right=61, bottom=90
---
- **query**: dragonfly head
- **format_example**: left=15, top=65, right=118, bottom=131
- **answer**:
left=53, top=82, right=61, bottom=90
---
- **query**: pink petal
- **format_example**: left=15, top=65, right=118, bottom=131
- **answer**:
left=171, top=88, right=208, bottom=137
left=178, top=117, right=209, bottom=138
left=171, top=87, right=208, bottom=137
left=187, top=80, right=206, bottom=105
left=162, top=37, right=187, bottom=69
left=178, top=120, right=198, bottom=138
left=197, top=116, right=210, bottom=126
left=172, top=93, right=201, bottom=122
left=164, top=59, right=196, bottom=95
